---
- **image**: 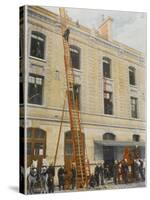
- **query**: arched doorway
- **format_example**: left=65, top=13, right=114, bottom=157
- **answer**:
left=27, top=128, right=46, bottom=168
left=103, top=133, right=116, bottom=177
left=64, top=130, right=85, bottom=188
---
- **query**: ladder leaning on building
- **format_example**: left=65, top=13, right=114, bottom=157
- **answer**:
left=53, top=8, right=90, bottom=189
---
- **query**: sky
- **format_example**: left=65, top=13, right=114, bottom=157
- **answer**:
left=43, top=6, right=147, bottom=55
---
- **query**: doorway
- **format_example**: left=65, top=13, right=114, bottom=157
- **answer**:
left=103, top=146, right=114, bottom=177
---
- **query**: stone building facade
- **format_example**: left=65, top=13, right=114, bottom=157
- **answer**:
left=20, top=6, right=146, bottom=170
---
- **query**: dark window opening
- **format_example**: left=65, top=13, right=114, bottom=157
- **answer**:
left=30, top=31, right=45, bottom=59
left=129, top=67, right=136, bottom=85
left=28, top=74, right=44, bottom=105
left=103, top=57, right=111, bottom=78
left=131, top=97, right=138, bottom=118
left=103, top=133, right=116, bottom=140
left=133, top=134, right=140, bottom=142
left=104, top=91, right=113, bottom=115
left=70, top=45, right=80, bottom=69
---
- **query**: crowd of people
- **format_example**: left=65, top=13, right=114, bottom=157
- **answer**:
left=28, top=158, right=145, bottom=193
left=90, top=159, right=145, bottom=188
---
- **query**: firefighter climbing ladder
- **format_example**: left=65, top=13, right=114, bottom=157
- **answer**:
left=54, top=7, right=90, bottom=188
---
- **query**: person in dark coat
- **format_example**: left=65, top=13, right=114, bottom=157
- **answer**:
left=71, top=165, right=77, bottom=189
left=139, top=159, right=145, bottom=181
left=113, top=160, right=119, bottom=184
left=122, top=159, right=129, bottom=184
left=63, top=28, right=70, bottom=41
left=48, top=174, right=54, bottom=193
left=48, top=163, right=55, bottom=177
left=104, top=164, right=111, bottom=180
left=58, top=166, right=65, bottom=190
left=47, top=163, right=55, bottom=193
left=94, top=164, right=100, bottom=186
left=99, top=161, right=105, bottom=185
left=89, top=174, right=96, bottom=188
left=133, top=159, right=140, bottom=182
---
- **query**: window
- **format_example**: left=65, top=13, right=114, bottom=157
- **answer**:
left=70, top=45, right=80, bottom=69
left=131, top=97, right=138, bottom=118
left=26, top=128, right=46, bottom=167
left=104, top=91, right=113, bottom=114
left=103, top=133, right=115, bottom=140
left=65, top=143, right=73, bottom=155
left=30, top=31, right=45, bottom=59
left=133, top=134, right=140, bottom=142
left=27, top=143, right=32, bottom=155
left=35, top=129, right=45, bottom=138
left=129, top=67, right=136, bottom=85
left=34, top=143, right=44, bottom=156
left=28, top=74, right=44, bottom=105
left=73, top=84, right=80, bottom=109
left=103, top=57, right=111, bottom=78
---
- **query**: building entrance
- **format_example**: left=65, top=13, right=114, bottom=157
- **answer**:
left=103, top=146, right=114, bottom=177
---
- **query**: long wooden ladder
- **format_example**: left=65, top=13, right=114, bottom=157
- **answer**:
left=59, top=8, right=90, bottom=188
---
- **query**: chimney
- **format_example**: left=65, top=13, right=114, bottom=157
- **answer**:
left=98, top=16, right=113, bottom=41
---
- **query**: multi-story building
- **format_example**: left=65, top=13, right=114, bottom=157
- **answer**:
left=20, top=6, right=146, bottom=171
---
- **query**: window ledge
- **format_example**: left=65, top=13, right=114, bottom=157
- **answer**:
left=130, top=84, right=137, bottom=89
left=27, top=103, right=46, bottom=108
left=73, top=68, right=82, bottom=73
left=103, top=77, right=113, bottom=81
left=29, top=56, right=46, bottom=63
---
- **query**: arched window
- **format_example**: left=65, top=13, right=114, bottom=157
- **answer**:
left=70, top=45, right=80, bottom=69
left=26, top=128, right=46, bottom=167
left=103, top=132, right=115, bottom=140
left=30, top=31, right=46, bottom=59
left=129, top=66, right=136, bottom=85
left=103, top=57, right=111, bottom=78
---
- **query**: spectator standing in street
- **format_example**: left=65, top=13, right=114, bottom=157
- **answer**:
left=133, top=159, right=140, bottom=182
left=139, top=159, right=145, bottom=181
left=71, top=165, right=77, bottom=190
left=94, top=163, right=100, bottom=186
left=122, top=159, right=129, bottom=184
left=47, top=163, right=55, bottom=193
left=113, top=160, right=119, bottom=184
left=89, top=173, right=96, bottom=189
left=58, top=166, right=65, bottom=190
left=99, top=160, right=105, bottom=185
